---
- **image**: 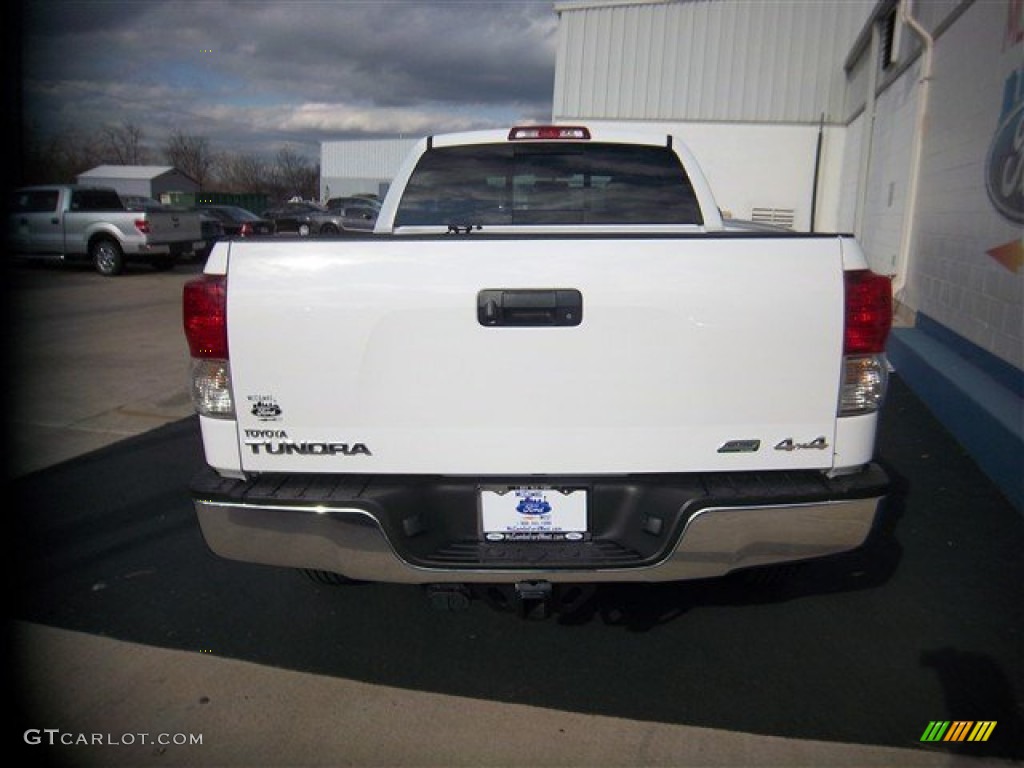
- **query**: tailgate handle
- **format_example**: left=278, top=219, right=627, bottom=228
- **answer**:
left=478, top=289, right=583, bottom=327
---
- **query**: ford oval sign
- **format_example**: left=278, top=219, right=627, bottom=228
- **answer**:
left=986, top=100, right=1024, bottom=224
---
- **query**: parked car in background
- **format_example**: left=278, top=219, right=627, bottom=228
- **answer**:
left=309, top=202, right=379, bottom=235
left=261, top=202, right=325, bottom=236
left=195, top=212, right=226, bottom=260
left=199, top=205, right=275, bottom=237
left=120, top=197, right=226, bottom=259
left=10, top=184, right=202, bottom=275
left=325, top=195, right=382, bottom=211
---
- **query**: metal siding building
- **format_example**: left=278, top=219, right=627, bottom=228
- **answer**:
left=552, top=0, right=1021, bottom=508
left=851, top=0, right=1023, bottom=508
left=76, top=165, right=199, bottom=199
left=553, top=0, right=873, bottom=124
left=320, top=139, right=417, bottom=201
left=552, top=0, right=875, bottom=232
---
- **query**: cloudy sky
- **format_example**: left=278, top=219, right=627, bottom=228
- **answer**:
left=19, top=0, right=560, bottom=160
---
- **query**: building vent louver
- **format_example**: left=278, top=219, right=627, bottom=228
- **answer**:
left=750, top=207, right=796, bottom=229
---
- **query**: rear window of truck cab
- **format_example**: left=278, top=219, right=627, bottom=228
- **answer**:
left=395, top=142, right=703, bottom=227
left=70, top=189, right=125, bottom=211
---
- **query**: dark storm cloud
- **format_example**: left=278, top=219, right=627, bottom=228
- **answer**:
left=20, top=0, right=559, bottom=154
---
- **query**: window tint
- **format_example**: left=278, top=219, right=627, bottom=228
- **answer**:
left=395, top=142, right=703, bottom=227
left=13, top=189, right=60, bottom=213
left=70, top=189, right=124, bottom=211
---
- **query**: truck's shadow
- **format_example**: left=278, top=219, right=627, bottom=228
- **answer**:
left=545, top=460, right=907, bottom=628
left=553, top=531, right=903, bottom=629
left=11, top=415, right=1024, bottom=757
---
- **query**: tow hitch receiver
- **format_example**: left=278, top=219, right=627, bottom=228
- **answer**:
left=515, top=580, right=553, bottom=602
left=515, top=580, right=553, bottom=620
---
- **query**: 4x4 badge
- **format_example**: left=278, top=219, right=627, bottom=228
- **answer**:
left=775, top=437, right=829, bottom=451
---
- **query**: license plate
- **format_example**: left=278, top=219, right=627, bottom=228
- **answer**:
left=480, top=486, right=587, bottom=541
left=192, top=240, right=206, bottom=250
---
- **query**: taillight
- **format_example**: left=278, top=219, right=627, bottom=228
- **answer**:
left=839, top=356, right=888, bottom=416
left=239, top=222, right=253, bottom=237
left=134, top=219, right=150, bottom=234
left=844, top=270, right=892, bottom=354
left=508, top=125, right=591, bottom=141
left=184, top=275, right=228, bottom=358
left=184, top=275, right=233, bottom=418
left=840, top=270, right=892, bottom=416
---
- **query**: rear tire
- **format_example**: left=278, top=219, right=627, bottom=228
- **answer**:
left=91, top=239, right=124, bottom=276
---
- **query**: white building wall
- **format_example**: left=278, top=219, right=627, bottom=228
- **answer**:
left=851, top=57, right=925, bottom=276
left=553, top=0, right=874, bottom=232
left=77, top=166, right=199, bottom=198
left=818, top=0, right=1022, bottom=371
left=554, top=0, right=873, bottom=123
left=320, top=139, right=417, bottom=201
left=837, top=110, right=863, bottom=235
left=908, top=0, right=1023, bottom=369
left=555, top=0, right=1021, bottom=506
left=577, top=119, right=840, bottom=231
left=845, top=0, right=1022, bottom=370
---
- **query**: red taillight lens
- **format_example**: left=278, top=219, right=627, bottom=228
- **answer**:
left=844, top=270, right=892, bottom=354
left=183, top=275, right=228, bottom=358
left=134, top=219, right=150, bottom=234
left=239, top=222, right=253, bottom=237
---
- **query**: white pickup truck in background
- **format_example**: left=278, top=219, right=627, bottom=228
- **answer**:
left=10, top=185, right=203, bottom=275
left=185, top=125, right=893, bottom=614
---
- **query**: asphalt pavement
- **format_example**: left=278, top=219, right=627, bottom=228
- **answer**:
left=6, top=260, right=1022, bottom=767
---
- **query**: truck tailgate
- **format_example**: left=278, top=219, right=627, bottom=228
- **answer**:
left=224, top=236, right=845, bottom=475
left=147, top=211, right=201, bottom=243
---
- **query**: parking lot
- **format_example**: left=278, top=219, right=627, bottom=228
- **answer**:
left=7, top=260, right=1023, bottom=766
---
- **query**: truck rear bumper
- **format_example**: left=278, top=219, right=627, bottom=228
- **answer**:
left=126, top=241, right=194, bottom=257
left=191, top=466, right=889, bottom=584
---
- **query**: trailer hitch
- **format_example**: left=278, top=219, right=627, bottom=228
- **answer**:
left=515, top=580, right=553, bottom=620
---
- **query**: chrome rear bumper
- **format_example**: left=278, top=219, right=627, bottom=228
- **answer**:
left=192, top=467, right=888, bottom=584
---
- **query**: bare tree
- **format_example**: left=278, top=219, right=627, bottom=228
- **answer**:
left=272, top=146, right=319, bottom=201
left=100, top=121, right=147, bottom=165
left=21, top=125, right=99, bottom=184
left=163, top=129, right=216, bottom=188
left=215, top=151, right=269, bottom=193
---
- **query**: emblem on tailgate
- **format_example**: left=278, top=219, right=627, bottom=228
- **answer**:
left=243, top=430, right=372, bottom=456
left=718, top=439, right=761, bottom=454
left=247, top=394, right=282, bottom=421
left=251, top=400, right=282, bottom=420
left=774, top=436, right=829, bottom=451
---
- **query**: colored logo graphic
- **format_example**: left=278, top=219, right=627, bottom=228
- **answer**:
left=516, top=494, right=552, bottom=516
left=985, top=65, right=1023, bottom=272
left=920, top=721, right=997, bottom=743
left=985, top=99, right=1023, bottom=225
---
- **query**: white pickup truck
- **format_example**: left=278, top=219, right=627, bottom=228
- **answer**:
left=185, top=125, right=892, bottom=612
left=10, top=185, right=203, bottom=275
